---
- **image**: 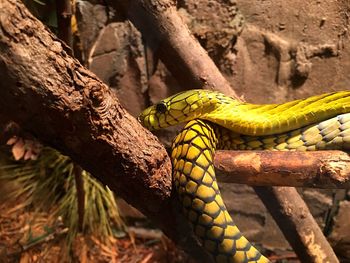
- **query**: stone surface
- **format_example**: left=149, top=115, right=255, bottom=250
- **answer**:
left=328, top=200, right=350, bottom=261
left=233, top=0, right=350, bottom=103
left=76, top=1, right=108, bottom=61
left=178, top=0, right=244, bottom=69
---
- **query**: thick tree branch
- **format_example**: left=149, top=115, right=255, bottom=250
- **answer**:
left=215, top=151, right=350, bottom=188
left=111, top=0, right=339, bottom=261
left=112, top=0, right=238, bottom=98
left=0, top=1, right=212, bottom=262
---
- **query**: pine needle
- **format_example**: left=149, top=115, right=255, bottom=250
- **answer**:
left=0, top=147, right=125, bottom=255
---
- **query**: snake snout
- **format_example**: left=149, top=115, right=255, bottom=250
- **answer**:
left=137, top=113, right=157, bottom=131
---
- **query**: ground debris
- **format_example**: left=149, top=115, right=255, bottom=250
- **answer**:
left=0, top=200, right=193, bottom=263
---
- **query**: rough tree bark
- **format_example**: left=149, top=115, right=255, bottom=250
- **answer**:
left=0, top=1, right=212, bottom=262
left=215, top=151, right=350, bottom=188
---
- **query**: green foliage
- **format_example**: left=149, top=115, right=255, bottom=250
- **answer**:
left=0, top=147, right=125, bottom=250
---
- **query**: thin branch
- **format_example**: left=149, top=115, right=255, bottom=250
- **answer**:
left=215, top=150, right=350, bottom=188
left=73, top=164, right=85, bottom=231
left=8, top=228, right=69, bottom=257
left=215, top=150, right=344, bottom=262
left=56, top=0, right=73, bottom=49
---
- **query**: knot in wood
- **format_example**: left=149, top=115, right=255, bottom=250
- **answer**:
left=90, top=85, right=105, bottom=106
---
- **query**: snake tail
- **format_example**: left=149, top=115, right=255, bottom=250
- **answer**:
left=171, top=119, right=269, bottom=263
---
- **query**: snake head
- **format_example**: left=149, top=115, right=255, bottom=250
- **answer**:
left=138, top=89, right=226, bottom=130
left=138, top=90, right=204, bottom=130
left=138, top=98, right=188, bottom=130
left=138, top=101, right=169, bottom=130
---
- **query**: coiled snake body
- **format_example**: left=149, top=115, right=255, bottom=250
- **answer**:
left=138, top=89, right=350, bottom=263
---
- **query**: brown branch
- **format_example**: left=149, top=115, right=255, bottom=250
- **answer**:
left=215, top=151, right=350, bottom=188
left=111, top=0, right=339, bottom=261
left=215, top=151, right=344, bottom=261
left=8, top=227, right=69, bottom=257
left=254, top=187, right=340, bottom=263
left=73, top=164, right=85, bottom=231
left=0, top=1, right=212, bottom=262
left=56, top=0, right=73, bottom=49
left=111, top=0, right=238, bottom=98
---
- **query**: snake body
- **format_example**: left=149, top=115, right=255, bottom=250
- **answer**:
left=138, top=89, right=350, bottom=263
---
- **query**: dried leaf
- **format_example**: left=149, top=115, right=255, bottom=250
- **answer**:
left=23, top=140, right=42, bottom=160
left=6, top=136, right=18, bottom=146
left=24, top=149, right=33, bottom=161
left=12, top=139, right=25, bottom=160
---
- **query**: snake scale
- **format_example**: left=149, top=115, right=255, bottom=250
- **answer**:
left=138, top=89, right=350, bottom=263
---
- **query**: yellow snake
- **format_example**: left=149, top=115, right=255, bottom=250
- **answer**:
left=138, top=89, right=350, bottom=263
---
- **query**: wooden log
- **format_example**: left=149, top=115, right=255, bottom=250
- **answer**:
left=215, top=150, right=350, bottom=188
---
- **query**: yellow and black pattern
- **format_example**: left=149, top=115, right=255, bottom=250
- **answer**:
left=217, top=113, right=350, bottom=151
left=139, top=89, right=350, bottom=136
left=172, top=120, right=269, bottom=263
left=138, top=89, right=350, bottom=263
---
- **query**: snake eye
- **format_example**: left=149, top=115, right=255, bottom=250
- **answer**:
left=155, top=102, right=167, bottom=113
